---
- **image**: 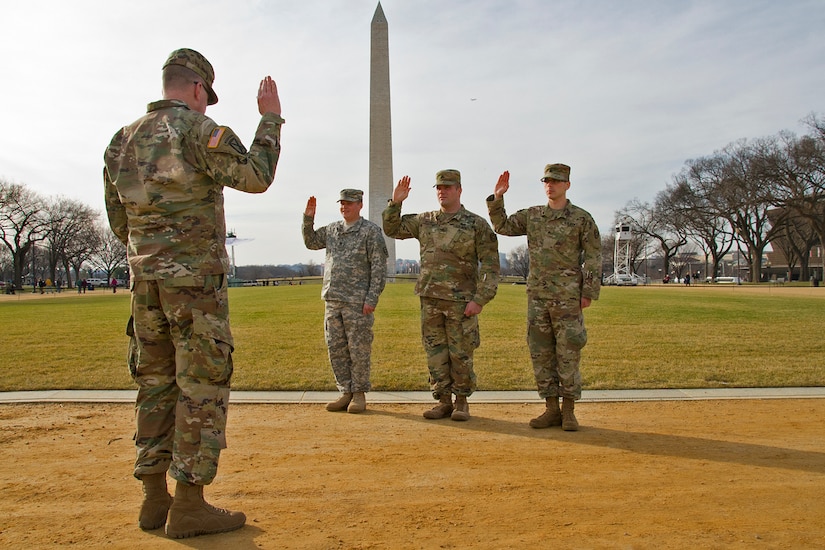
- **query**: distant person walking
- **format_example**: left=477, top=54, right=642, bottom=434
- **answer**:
left=302, top=189, right=388, bottom=414
left=104, top=48, right=284, bottom=538
left=111, top=278, right=118, bottom=293
left=383, top=170, right=499, bottom=421
left=487, top=164, right=601, bottom=431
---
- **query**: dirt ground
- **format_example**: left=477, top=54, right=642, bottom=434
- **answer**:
left=1, top=399, right=824, bottom=549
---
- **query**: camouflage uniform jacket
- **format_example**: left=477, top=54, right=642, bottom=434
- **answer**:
left=383, top=203, right=499, bottom=306
left=487, top=196, right=601, bottom=301
left=104, top=99, right=284, bottom=281
left=303, top=216, right=388, bottom=308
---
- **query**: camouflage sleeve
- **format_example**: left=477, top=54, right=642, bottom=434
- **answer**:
left=198, top=112, right=284, bottom=193
left=103, top=133, right=128, bottom=245
left=473, top=217, right=500, bottom=306
left=302, top=215, right=327, bottom=250
left=581, top=214, right=602, bottom=300
left=365, top=224, right=389, bottom=308
left=382, top=202, right=420, bottom=239
left=486, top=195, right=527, bottom=236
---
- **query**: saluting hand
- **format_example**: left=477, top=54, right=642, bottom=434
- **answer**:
left=304, top=196, right=316, bottom=217
left=392, top=176, right=411, bottom=204
left=494, top=171, right=510, bottom=199
left=257, top=76, right=282, bottom=116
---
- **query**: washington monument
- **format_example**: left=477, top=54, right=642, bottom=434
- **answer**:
left=369, top=2, right=395, bottom=273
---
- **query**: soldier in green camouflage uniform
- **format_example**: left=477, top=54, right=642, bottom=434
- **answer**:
left=487, top=164, right=601, bottom=431
left=383, top=170, right=499, bottom=421
left=104, top=48, right=284, bottom=538
left=302, top=189, right=388, bottom=414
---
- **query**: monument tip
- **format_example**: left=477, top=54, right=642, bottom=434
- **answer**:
left=372, top=2, right=387, bottom=24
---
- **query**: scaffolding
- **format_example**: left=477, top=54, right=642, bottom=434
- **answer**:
left=604, top=219, right=646, bottom=286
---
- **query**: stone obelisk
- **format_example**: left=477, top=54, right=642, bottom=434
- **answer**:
left=369, top=2, right=396, bottom=274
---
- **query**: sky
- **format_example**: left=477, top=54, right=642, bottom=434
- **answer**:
left=1, top=0, right=824, bottom=267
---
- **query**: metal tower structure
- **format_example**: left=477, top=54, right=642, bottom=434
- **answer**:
left=605, top=218, right=644, bottom=285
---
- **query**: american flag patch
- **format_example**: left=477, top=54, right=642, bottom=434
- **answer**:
left=207, top=127, right=226, bottom=148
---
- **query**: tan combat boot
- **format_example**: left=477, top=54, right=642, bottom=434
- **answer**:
left=423, top=394, right=453, bottom=419
left=562, top=397, right=579, bottom=431
left=165, top=481, right=246, bottom=539
left=451, top=394, right=470, bottom=421
left=138, top=473, right=173, bottom=530
left=529, top=397, right=562, bottom=429
left=347, top=391, right=366, bottom=414
left=326, top=392, right=352, bottom=412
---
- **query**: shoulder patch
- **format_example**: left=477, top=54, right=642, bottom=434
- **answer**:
left=226, top=135, right=247, bottom=155
left=207, top=127, right=226, bottom=148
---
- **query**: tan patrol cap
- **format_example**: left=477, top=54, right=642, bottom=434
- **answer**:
left=163, top=48, right=219, bottom=105
left=541, top=163, right=571, bottom=182
left=338, top=189, right=364, bottom=202
left=434, top=169, right=461, bottom=187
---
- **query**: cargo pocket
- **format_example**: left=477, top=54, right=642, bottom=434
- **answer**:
left=191, top=309, right=235, bottom=386
left=462, top=313, right=481, bottom=350
left=562, top=316, right=588, bottom=351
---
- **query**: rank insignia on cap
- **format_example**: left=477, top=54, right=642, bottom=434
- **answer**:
left=207, top=127, right=226, bottom=148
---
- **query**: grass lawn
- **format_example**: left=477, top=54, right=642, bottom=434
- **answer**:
left=1, top=282, right=823, bottom=392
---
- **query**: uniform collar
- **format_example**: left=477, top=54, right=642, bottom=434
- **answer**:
left=146, top=99, right=191, bottom=113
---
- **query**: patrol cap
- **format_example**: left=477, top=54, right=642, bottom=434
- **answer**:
left=163, top=48, right=218, bottom=105
left=434, top=169, right=461, bottom=187
left=338, top=189, right=364, bottom=202
left=541, top=163, right=571, bottom=182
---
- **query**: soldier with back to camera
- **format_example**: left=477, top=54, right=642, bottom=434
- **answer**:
left=104, top=48, right=284, bottom=538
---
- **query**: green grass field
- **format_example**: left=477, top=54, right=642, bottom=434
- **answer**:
left=1, top=282, right=823, bottom=392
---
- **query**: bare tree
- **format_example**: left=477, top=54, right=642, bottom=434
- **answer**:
left=44, top=196, right=100, bottom=287
left=507, top=244, right=530, bottom=280
left=714, top=138, right=785, bottom=282
left=64, top=223, right=102, bottom=289
left=0, top=180, right=49, bottom=287
left=762, top=121, right=825, bottom=279
left=619, top=196, right=687, bottom=278
left=669, top=158, right=735, bottom=280
left=91, top=226, right=127, bottom=283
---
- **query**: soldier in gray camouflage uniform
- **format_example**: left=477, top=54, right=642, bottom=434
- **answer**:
left=302, top=189, right=388, bottom=414
left=487, top=164, right=601, bottom=431
left=383, top=170, right=499, bottom=421
left=104, top=48, right=284, bottom=538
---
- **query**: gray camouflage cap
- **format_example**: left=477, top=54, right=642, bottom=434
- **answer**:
left=338, top=189, right=363, bottom=202
left=541, top=163, right=571, bottom=182
left=434, top=169, right=461, bottom=187
left=163, top=48, right=218, bottom=105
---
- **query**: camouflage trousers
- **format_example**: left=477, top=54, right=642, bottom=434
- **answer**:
left=128, top=275, right=234, bottom=486
left=324, top=301, right=374, bottom=393
left=527, top=296, right=588, bottom=400
left=420, top=297, right=479, bottom=399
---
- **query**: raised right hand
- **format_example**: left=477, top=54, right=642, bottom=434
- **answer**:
left=392, top=175, right=411, bottom=204
left=304, top=196, right=316, bottom=217
left=494, top=171, right=510, bottom=198
left=257, top=76, right=282, bottom=116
